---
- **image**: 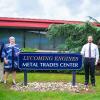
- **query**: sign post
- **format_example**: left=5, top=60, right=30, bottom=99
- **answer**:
left=72, top=71, right=76, bottom=86
left=18, top=52, right=82, bottom=86
left=24, top=69, right=27, bottom=86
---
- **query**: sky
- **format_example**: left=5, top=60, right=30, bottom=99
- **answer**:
left=0, top=0, right=100, bottom=21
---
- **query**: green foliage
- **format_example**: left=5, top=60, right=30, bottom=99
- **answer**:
left=21, top=48, right=38, bottom=52
left=47, top=22, right=100, bottom=53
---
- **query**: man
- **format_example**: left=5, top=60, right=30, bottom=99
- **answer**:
left=81, top=36, right=99, bottom=87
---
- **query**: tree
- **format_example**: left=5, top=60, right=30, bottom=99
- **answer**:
left=47, top=22, right=100, bottom=53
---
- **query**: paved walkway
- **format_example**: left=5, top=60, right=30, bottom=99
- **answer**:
left=0, top=63, right=3, bottom=80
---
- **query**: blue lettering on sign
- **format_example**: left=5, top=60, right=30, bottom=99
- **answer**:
left=18, top=52, right=82, bottom=70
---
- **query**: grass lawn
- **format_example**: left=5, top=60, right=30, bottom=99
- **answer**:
left=0, top=73, right=100, bottom=100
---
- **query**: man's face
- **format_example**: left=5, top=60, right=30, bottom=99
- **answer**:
left=88, top=36, right=93, bottom=43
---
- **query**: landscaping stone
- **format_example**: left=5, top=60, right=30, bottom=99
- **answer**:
left=11, top=82, right=85, bottom=93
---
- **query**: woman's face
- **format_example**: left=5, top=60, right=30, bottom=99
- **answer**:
left=9, top=38, right=15, bottom=44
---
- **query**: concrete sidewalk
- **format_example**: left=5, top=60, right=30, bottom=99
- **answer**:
left=0, top=63, right=3, bottom=81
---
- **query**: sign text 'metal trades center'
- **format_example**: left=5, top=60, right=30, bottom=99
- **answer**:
left=18, top=53, right=82, bottom=70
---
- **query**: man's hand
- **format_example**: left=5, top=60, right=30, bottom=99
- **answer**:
left=95, top=62, right=98, bottom=66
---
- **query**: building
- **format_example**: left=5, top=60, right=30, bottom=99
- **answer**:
left=0, top=17, right=100, bottom=50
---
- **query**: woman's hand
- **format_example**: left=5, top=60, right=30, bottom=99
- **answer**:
left=16, top=52, right=20, bottom=56
left=4, top=58, right=8, bottom=64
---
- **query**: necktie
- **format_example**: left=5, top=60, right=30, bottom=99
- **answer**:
left=89, top=43, right=91, bottom=58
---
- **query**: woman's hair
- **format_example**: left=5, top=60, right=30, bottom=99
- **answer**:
left=9, top=36, right=15, bottom=40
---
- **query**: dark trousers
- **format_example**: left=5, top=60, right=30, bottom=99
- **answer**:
left=84, top=58, right=95, bottom=85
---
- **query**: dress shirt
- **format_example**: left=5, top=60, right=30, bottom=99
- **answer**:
left=81, top=43, right=99, bottom=64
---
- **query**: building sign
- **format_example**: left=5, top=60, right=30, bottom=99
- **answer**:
left=18, top=52, right=82, bottom=70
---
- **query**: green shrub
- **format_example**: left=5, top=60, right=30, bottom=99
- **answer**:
left=47, top=22, right=100, bottom=53
left=21, top=48, right=38, bottom=52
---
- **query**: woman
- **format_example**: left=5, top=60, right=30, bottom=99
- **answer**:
left=2, top=36, right=20, bottom=85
